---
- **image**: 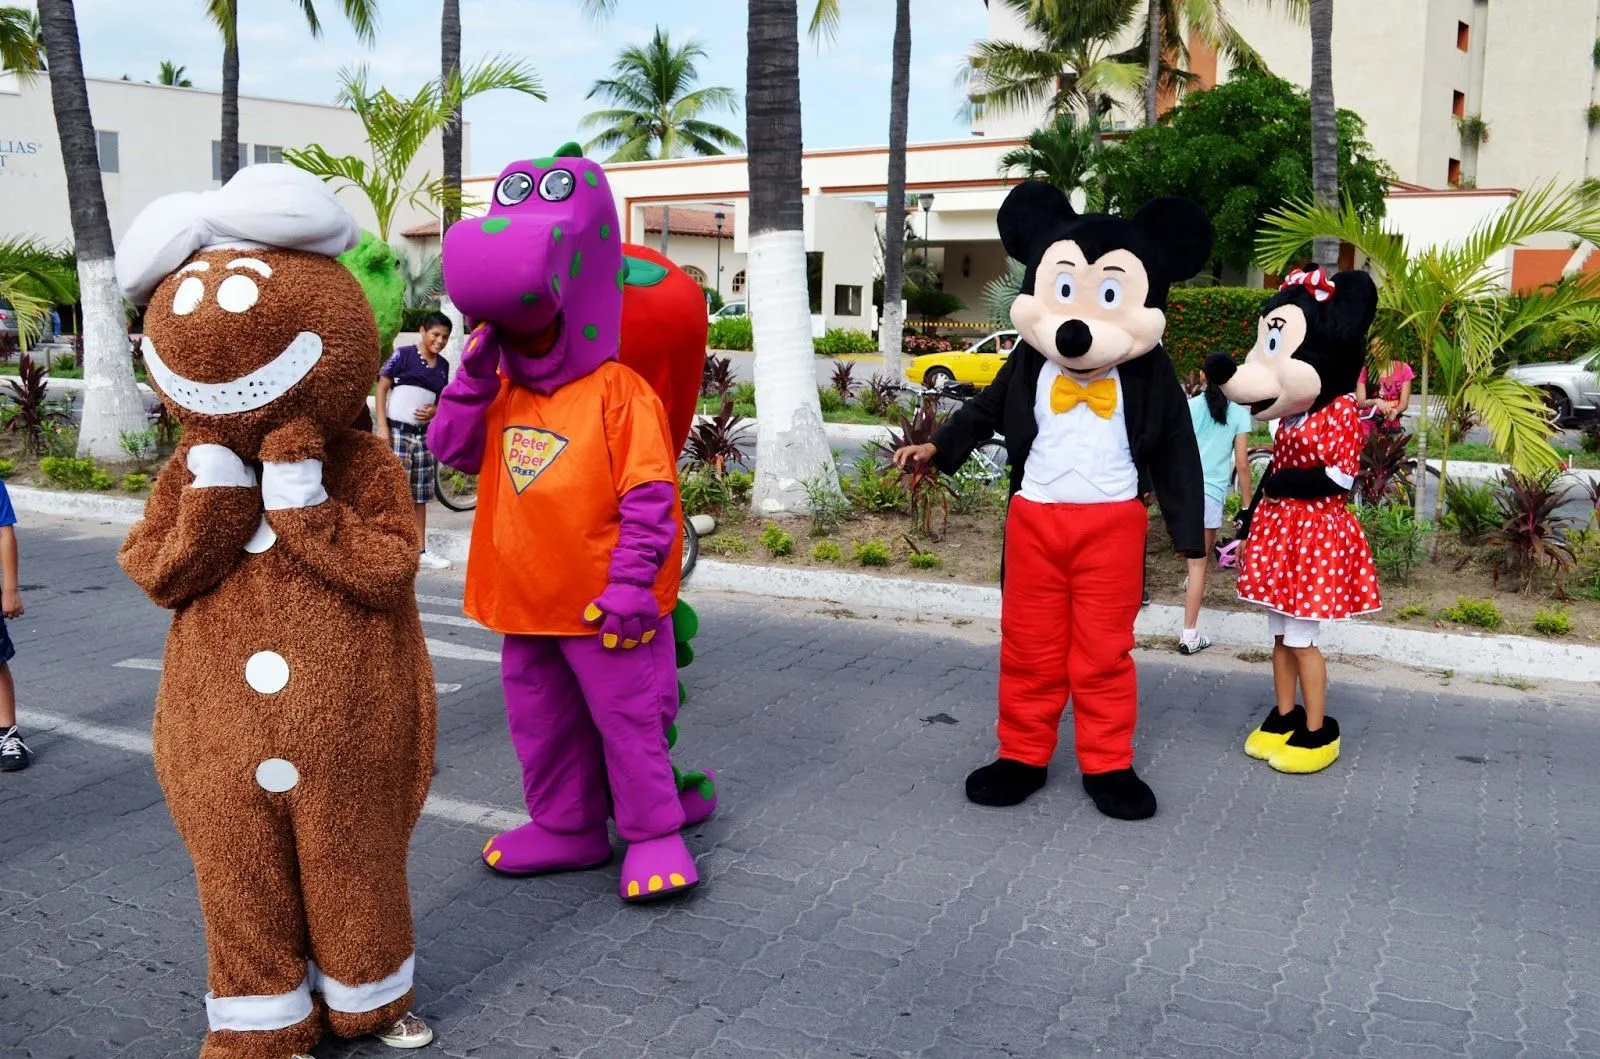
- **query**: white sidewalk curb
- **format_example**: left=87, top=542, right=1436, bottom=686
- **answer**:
left=14, top=484, right=1600, bottom=684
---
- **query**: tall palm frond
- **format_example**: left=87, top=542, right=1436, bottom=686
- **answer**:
left=997, top=113, right=1107, bottom=208
left=158, top=60, right=192, bottom=87
left=399, top=252, right=443, bottom=308
left=0, top=238, right=77, bottom=348
left=0, top=5, right=43, bottom=75
left=962, top=0, right=1147, bottom=124
left=581, top=26, right=742, bottom=162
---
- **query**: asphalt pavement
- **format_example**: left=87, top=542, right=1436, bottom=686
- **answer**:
left=2, top=517, right=1599, bottom=1057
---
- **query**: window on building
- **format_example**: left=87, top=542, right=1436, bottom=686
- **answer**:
left=682, top=265, right=707, bottom=284
left=1452, top=91, right=1466, bottom=119
left=1448, top=158, right=1462, bottom=186
left=806, top=252, right=824, bottom=314
left=212, top=140, right=250, bottom=181
left=833, top=284, right=863, bottom=316
left=1456, top=21, right=1470, bottom=52
left=731, top=269, right=746, bottom=294
left=95, top=130, right=119, bottom=174
left=254, top=144, right=283, bottom=165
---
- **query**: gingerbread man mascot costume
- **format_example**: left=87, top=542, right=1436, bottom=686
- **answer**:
left=901, top=181, right=1211, bottom=820
left=116, top=165, right=437, bottom=1058
left=429, top=144, right=713, bottom=903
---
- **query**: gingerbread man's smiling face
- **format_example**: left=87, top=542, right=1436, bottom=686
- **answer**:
left=141, top=247, right=378, bottom=456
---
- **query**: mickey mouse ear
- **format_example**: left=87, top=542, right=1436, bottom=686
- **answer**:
left=1132, top=197, right=1213, bottom=282
left=997, top=182, right=1074, bottom=264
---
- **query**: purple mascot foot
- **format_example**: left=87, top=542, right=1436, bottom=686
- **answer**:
left=620, top=832, right=699, bottom=901
left=679, top=768, right=718, bottom=828
left=482, top=822, right=613, bottom=876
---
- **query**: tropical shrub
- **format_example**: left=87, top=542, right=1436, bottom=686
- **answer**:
left=759, top=524, right=795, bottom=557
left=1491, top=470, right=1575, bottom=592
left=1443, top=479, right=1501, bottom=544
left=812, top=540, right=843, bottom=563
left=814, top=328, right=876, bottom=357
left=40, top=456, right=113, bottom=491
left=829, top=361, right=859, bottom=400
left=3, top=355, right=71, bottom=456
left=817, top=387, right=846, bottom=415
left=854, top=540, right=892, bottom=566
left=906, top=287, right=966, bottom=321
left=842, top=455, right=905, bottom=514
left=1440, top=596, right=1504, bottom=631
left=882, top=396, right=957, bottom=538
left=707, top=316, right=754, bottom=351
left=1357, top=503, right=1429, bottom=584
left=1532, top=605, right=1572, bottom=637
left=802, top=474, right=851, bottom=536
left=902, top=334, right=958, bottom=356
left=858, top=375, right=900, bottom=417
left=0, top=459, right=12, bottom=478
left=1354, top=430, right=1416, bottom=507
left=682, top=395, right=751, bottom=475
left=122, top=473, right=151, bottom=492
left=908, top=551, right=943, bottom=570
left=701, top=355, right=735, bottom=399
left=119, top=428, right=158, bottom=466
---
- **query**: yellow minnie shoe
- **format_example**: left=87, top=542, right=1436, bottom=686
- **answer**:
left=1268, top=716, right=1341, bottom=775
left=1244, top=704, right=1305, bottom=761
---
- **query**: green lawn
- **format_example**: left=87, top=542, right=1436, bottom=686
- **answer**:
left=1405, top=437, right=1600, bottom=470
left=697, top=395, right=895, bottom=427
left=0, top=361, right=150, bottom=384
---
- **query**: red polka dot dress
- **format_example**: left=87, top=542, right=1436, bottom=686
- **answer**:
left=1237, top=395, right=1381, bottom=621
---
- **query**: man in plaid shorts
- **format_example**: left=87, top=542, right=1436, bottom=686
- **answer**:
left=376, top=312, right=454, bottom=570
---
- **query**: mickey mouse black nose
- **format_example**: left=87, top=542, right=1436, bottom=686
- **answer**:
left=1056, top=319, right=1092, bottom=359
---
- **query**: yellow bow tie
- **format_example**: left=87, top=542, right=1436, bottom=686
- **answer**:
left=1050, top=374, right=1118, bottom=418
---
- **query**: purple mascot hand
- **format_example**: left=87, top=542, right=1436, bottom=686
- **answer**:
left=583, top=582, right=659, bottom=650
left=457, top=323, right=501, bottom=382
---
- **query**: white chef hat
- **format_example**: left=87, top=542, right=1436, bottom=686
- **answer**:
left=115, top=163, right=361, bottom=305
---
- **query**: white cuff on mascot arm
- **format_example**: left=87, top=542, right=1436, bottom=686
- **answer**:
left=186, top=444, right=257, bottom=489
left=262, top=459, right=329, bottom=510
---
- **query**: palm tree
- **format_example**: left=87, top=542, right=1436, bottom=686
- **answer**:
left=34, top=0, right=147, bottom=461
left=0, top=239, right=77, bottom=350
left=879, top=0, right=912, bottom=384
left=157, top=60, right=192, bottom=87
left=205, top=0, right=380, bottom=185
left=1307, top=0, right=1337, bottom=268
left=964, top=0, right=1147, bottom=125
left=440, top=0, right=462, bottom=227
left=1257, top=184, right=1600, bottom=529
left=0, top=5, right=43, bottom=72
left=285, top=58, right=543, bottom=242
left=582, top=0, right=840, bottom=514
left=997, top=113, right=1107, bottom=208
left=1141, top=0, right=1304, bottom=125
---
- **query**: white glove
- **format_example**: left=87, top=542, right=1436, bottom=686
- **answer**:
left=262, top=459, right=329, bottom=510
left=186, top=444, right=256, bottom=489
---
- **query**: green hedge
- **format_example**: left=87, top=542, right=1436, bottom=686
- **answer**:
left=1164, top=287, right=1273, bottom=380
left=814, top=328, right=877, bottom=356
left=708, top=316, right=754, bottom=351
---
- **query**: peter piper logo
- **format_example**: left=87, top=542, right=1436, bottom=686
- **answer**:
left=501, top=425, right=569, bottom=494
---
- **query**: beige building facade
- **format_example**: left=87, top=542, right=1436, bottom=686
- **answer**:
left=0, top=73, right=452, bottom=249
left=974, top=0, right=1600, bottom=192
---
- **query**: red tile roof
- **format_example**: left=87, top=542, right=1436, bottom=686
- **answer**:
left=641, top=207, right=733, bottom=237
left=400, top=220, right=441, bottom=238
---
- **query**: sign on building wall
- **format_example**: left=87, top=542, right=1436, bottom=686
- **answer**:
left=0, top=136, right=45, bottom=174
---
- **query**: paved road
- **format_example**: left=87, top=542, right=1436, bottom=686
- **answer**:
left=3, top=518, right=1600, bottom=1058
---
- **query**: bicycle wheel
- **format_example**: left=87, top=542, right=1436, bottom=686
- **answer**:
left=434, top=466, right=479, bottom=512
left=681, top=517, right=700, bottom=580
left=965, top=440, right=1009, bottom=486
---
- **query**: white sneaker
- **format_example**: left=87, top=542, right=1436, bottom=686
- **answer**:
left=1178, top=633, right=1212, bottom=656
left=375, top=1011, right=434, bottom=1049
left=418, top=552, right=452, bottom=571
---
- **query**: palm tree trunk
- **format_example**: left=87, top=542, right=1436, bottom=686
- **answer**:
left=747, top=0, right=837, bottom=512
left=1144, top=0, right=1161, bottom=127
left=879, top=0, right=911, bottom=384
left=219, top=0, right=240, bottom=183
left=35, top=0, right=146, bottom=461
left=440, top=0, right=462, bottom=228
left=1308, top=0, right=1339, bottom=269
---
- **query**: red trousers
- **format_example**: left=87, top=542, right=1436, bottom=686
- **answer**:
left=998, top=495, right=1146, bottom=773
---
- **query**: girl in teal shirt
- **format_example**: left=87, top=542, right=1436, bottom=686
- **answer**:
left=1181, top=383, right=1253, bottom=654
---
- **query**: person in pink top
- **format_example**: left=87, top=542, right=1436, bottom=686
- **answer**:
left=1355, top=360, right=1413, bottom=437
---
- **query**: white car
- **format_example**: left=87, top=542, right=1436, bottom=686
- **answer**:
left=1506, top=354, right=1599, bottom=423
left=709, top=301, right=747, bottom=324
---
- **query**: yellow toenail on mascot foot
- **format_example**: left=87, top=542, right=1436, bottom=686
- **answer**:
left=668, top=872, right=686, bottom=886
left=627, top=880, right=641, bottom=897
left=487, top=850, right=503, bottom=866
left=642, top=630, right=655, bottom=644
left=603, top=634, right=619, bottom=649
left=483, top=839, right=494, bottom=853
left=647, top=875, right=664, bottom=892
left=622, top=639, right=638, bottom=649
left=584, top=604, right=602, bottom=622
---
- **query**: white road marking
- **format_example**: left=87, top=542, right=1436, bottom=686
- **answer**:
left=115, top=659, right=468, bottom=696
left=420, top=612, right=481, bottom=630
left=416, top=594, right=462, bottom=608
left=424, top=638, right=500, bottom=663
left=25, top=709, right=527, bottom=832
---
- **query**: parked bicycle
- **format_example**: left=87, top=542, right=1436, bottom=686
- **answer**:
left=432, top=465, right=703, bottom=580
left=886, top=381, right=1009, bottom=486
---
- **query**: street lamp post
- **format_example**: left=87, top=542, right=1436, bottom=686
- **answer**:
left=714, top=210, right=726, bottom=298
left=918, top=193, right=934, bottom=276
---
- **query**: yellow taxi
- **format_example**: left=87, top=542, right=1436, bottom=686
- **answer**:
left=905, top=330, right=1019, bottom=388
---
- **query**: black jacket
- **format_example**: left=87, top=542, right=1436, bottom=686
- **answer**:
left=931, top=341, right=1206, bottom=558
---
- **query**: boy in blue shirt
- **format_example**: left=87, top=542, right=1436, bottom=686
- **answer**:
left=0, top=479, right=27, bottom=771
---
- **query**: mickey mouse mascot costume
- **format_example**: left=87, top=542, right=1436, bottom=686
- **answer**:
left=897, top=181, right=1210, bottom=820
left=1204, top=265, right=1382, bottom=774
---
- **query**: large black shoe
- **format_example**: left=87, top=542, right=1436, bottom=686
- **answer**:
left=1082, top=768, right=1157, bottom=820
left=0, top=727, right=30, bottom=773
left=965, top=759, right=1047, bottom=806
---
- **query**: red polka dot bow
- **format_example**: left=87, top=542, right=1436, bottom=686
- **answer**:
left=1280, top=266, right=1336, bottom=302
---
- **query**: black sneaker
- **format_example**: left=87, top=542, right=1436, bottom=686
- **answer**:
left=1142, top=590, right=1152, bottom=607
left=0, top=727, right=30, bottom=772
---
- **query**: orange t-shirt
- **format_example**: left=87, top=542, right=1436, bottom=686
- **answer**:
left=464, top=360, right=683, bottom=636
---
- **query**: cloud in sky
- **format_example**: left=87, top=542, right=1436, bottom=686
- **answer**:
left=58, top=0, right=989, bottom=177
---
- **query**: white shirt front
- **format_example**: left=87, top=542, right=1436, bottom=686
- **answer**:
left=1018, top=362, right=1139, bottom=505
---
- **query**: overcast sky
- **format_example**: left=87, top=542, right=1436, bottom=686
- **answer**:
left=63, top=0, right=990, bottom=177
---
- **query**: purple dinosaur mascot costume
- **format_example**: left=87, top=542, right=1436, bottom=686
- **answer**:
left=430, top=143, right=713, bottom=902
